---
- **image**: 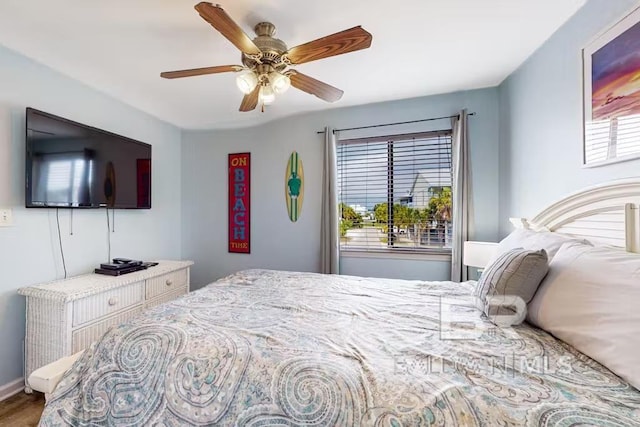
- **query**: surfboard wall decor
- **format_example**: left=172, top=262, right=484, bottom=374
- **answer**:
left=285, top=151, right=304, bottom=222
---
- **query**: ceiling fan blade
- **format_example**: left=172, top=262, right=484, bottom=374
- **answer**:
left=239, top=85, right=261, bottom=112
left=160, top=65, right=243, bottom=79
left=194, top=2, right=261, bottom=56
left=286, top=26, right=372, bottom=65
left=289, top=71, right=344, bottom=103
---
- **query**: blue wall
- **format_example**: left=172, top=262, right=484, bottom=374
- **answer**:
left=182, top=88, right=500, bottom=286
left=498, top=0, right=640, bottom=235
left=0, top=44, right=183, bottom=386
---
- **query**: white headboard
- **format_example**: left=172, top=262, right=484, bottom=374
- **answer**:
left=510, top=178, right=640, bottom=253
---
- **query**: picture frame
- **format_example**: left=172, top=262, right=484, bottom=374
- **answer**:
left=583, top=5, right=640, bottom=167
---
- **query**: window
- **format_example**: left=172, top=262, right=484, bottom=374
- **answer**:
left=337, top=130, right=453, bottom=253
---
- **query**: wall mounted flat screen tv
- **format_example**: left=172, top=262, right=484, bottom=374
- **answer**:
left=25, top=108, right=152, bottom=209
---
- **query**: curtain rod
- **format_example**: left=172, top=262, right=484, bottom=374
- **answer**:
left=315, top=112, right=476, bottom=134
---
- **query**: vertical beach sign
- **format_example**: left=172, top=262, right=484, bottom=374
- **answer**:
left=229, top=152, right=250, bottom=253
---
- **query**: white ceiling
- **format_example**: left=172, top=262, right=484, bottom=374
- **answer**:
left=0, top=0, right=586, bottom=130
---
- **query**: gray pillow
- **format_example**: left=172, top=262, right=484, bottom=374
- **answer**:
left=474, top=248, right=549, bottom=325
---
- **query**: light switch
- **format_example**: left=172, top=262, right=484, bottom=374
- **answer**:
left=0, top=208, right=13, bottom=227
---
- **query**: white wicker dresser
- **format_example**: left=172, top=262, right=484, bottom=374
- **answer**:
left=18, top=260, right=193, bottom=392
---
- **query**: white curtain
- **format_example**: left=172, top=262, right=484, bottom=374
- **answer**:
left=451, top=110, right=472, bottom=282
left=320, top=127, right=339, bottom=274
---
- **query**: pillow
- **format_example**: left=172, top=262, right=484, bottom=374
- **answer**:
left=527, top=242, right=640, bottom=390
left=494, top=228, right=588, bottom=262
left=474, top=248, right=549, bottom=325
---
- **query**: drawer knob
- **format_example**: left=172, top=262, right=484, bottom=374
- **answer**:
left=166, top=279, right=173, bottom=287
left=108, top=297, right=118, bottom=306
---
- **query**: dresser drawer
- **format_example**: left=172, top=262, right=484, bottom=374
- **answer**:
left=72, top=281, right=143, bottom=327
left=146, top=269, right=188, bottom=300
left=72, top=307, right=142, bottom=353
left=145, top=285, right=188, bottom=310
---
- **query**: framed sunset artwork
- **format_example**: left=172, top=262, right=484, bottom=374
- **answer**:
left=583, top=6, right=640, bottom=166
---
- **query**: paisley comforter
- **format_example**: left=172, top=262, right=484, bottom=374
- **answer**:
left=40, top=270, right=640, bottom=426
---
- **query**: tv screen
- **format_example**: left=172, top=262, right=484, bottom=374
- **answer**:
left=25, top=108, right=151, bottom=209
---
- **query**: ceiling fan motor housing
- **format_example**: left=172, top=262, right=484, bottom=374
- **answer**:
left=242, top=22, right=288, bottom=70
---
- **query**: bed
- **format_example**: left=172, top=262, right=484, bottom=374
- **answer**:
left=39, top=179, right=640, bottom=426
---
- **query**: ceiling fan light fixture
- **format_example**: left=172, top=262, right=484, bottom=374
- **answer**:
left=259, top=85, right=276, bottom=105
left=269, top=71, right=291, bottom=94
left=236, top=72, right=258, bottom=94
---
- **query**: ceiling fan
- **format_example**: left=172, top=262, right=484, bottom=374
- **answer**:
left=160, top=2, right=373, bottom=112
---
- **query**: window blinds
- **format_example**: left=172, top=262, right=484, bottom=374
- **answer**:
left=337, top=130, right=453, bottom=252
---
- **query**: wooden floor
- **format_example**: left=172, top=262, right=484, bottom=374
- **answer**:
left=0, top=392, right=45, bottom=427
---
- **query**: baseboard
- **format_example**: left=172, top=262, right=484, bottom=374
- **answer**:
left=0, top=378, right=24, bottom=401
